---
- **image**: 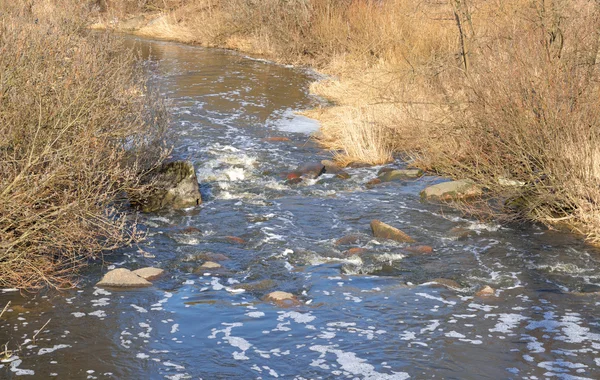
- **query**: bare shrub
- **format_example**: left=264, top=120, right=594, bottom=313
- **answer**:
left=433, top=0, right=600, bottom=240
left=0, top=1, right=169, bottom=288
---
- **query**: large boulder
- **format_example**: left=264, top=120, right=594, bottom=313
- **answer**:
left=97, top=268, right=151, bottom=288
left=370, top=220, right=415, bottom=243
left=130, top=161, right=201, bottom=213
left=420, top=180, right=482, bottom=202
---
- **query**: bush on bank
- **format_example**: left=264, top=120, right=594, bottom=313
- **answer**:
left=0, top=1, right=169, bottom=288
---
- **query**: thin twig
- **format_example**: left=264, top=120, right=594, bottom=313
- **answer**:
left=0, top=301, right=10, bottom=319
left=32, top=318, right=51, bottom=344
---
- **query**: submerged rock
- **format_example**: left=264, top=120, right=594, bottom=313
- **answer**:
left=344, top=247, right=368, bottom=256
left=335, top=171, right=351, bottom=180
left=264, top=291, right=300, bottom=307
left=182, top=252, right=230, bottom=263
left=225, top=236, right=246, bottom=245
left=378, top=169, right=423, bottom=182
left=366, top=178, right=382, bottom=188
left=370, top=220, right=415, bottom=243
left=406, top=245, right=434, bottom=254
left=429, top=278, right=462, bottom=290
left=233, top=279, right=277, bottom=292
left=334, top=234, right=363, bottom=246
left=132, top=267, right=164, bottom=281
left=181, top=226, right=202, bottom=235
left=97, top=268, right=151, bottom=288
left=420, top=180, right=482, bottom=202
left=130, top=161, right=201, bottom=213
left=265, top=137, right=291, bottom=142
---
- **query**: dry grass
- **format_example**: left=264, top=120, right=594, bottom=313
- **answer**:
left=0, top=1, right=169, bottom=288
left=97, top=0, right=600, bottom=240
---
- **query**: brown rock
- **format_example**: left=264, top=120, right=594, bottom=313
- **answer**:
left=265, top=137, right=291, bottom=142
left=132, top=267, right=164, bottom=281
left=232, top=279, right=277, bottom=292
left=430, top=278, right=462, bottom=290
left=181, top=227, right=202, bottom=234
left=347, top=162, right=372, bottom=168
left=225, top=236, right=246, bottom=245
left=370, top=220, right=415, bottom=243
left=420, top=180, right=482, bottom=202
left=200, top=261, right=222, bottom=269
left=285, top=172, right=303, bottom=184
left=366, top=178, right=382, bottom=188
left=264, top=291, right=300, bottom=307
left=406, top=245, right=433, bottom=254
left=335, top=171, right=351, bottom=180
left=475, top=285, right=496, bottom=297
left=97, top=268, right=151, bottom=288
left=334, top=234, right=362, bottom=246
left=345, top=248, right=368, bottom=256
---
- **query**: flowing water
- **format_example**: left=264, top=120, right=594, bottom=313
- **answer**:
left=2, top=37, right=600, bottom=380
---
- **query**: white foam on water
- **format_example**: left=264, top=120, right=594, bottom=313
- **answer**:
left=445, top=331, right=466, bottom=338
left=71, top=312, right=86, bottom=318
left=93, top=288, right=111, bottom=296
left=171, top=324, right=179, bottom=334
left=38, top=344, right=71, bottom=355
left=131, top=304, right=148, bottom=313
left=9, top=358, right=34, bottom=376
left=88, top=310, right=106, bottom=318
left=211, top=278, right=225, bottom=291
left=91, top=298, right=110, bottom=307
left=374, top=253, right=406, bottom=263
left=136, top=353, right=149, bottom=359
left=246, top=311, right=265, bottom=318
left=468, top=303, right=497, bottom=312
left=488, top=313, right=529, bottom=334
left=416, top=292, right=456, bottom=306
left=208, top=322, right=252, bottom=360
left=278, top=311, right=316, bottom=324
left=421, top=320, right=441, bottom=334
left=309, top=345, right=409, bottom=379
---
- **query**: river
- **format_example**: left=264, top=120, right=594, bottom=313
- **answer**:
left=2, top=37, right=600, bottom=379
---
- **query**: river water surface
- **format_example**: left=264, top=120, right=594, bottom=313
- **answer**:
left=2, top=37, right=600, bottom=379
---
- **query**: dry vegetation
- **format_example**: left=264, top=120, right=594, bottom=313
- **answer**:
left=0, top=0, right=169, bottom=288
left=42, top=0, right=600, bottom=242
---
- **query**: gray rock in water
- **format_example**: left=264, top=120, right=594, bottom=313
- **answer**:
left=97, top=268, right=151, bottom=288
left=132, top=267, right=164, bottom=281
left=378, top=169, right=423, bottom=182
left=130, top=161, right=201, bottom=213
left=420, top=180, right=482, bottom=202
left=370, top=220, right=415, bottom=243
left=296, top=162, right=326, bottom=179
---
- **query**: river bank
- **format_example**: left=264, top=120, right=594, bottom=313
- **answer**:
left=3, top=35, right=600, bottom=378
left=91, top=0, right=600, bottom=243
